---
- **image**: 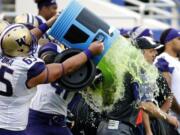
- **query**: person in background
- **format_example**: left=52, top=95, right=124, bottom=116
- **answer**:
left=34, top=0, right=62, bottom=46
left=136, top=37, right=179, bottom=135
left=26, top=42, right=76, bottom=135
left=155, top=28, right=180, bottom=133
left=34, top=0, right=57, bottom=24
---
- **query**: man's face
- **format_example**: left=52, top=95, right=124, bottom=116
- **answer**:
left=143, top=48, right=157, bottom=64
left=43, top=4, right=57, bottom=20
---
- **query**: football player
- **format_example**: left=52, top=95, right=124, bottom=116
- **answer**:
left=0, top=17, right=104, bottom=135
left=26, top=42, right=77, bottom=135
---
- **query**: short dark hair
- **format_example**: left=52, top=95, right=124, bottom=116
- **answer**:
left=34, top=0, right=57, bottom=10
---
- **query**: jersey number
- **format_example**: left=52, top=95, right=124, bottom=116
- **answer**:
left=0, top=66, right=14, bottom=96
left=51, top=83, right=69, bottom=100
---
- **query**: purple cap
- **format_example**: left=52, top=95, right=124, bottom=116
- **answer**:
left=129, top=26, right=153, bottom=40
left=161, top=28, right=180, bottom=44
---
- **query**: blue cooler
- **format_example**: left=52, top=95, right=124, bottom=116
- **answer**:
left=48, top=0, right=119, bottom=64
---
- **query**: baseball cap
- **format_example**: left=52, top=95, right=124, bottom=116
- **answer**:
left=160, top=28, right=180, bottom=44
left=135, top=36, right=160, bottom=49
left=129, top=26, right=153, bottom=40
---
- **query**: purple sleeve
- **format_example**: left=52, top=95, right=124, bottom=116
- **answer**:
left=155, top=58, right=174, bottom=74
left=27, top=62, right=46, bottom=81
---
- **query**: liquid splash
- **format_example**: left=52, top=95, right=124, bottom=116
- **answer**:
left=81, top=36, right=159, bottom=112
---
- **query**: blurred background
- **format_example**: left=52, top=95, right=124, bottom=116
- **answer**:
left=0, top=0, right=179, bottom=40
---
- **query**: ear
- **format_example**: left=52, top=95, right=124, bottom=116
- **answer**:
left=141, top=49, right=145, bottom=54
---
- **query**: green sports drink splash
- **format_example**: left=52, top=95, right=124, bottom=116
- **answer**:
left=81, top=35, right=159, bottom=112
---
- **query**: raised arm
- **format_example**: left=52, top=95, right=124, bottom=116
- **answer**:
left=26, top=41, right=104, bottom=88
left=30, top=15, right=57, bottom=40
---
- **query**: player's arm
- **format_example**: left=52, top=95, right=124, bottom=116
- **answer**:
left=160, top=69, right=180, bottom=114
left=139, top=101, right=179, bottom=128
left=26, top=41, right=104, bottom=88
left=142, top=111, right=153, bottom=135
left=30, top=15, right=57, bottom=40
left=162, top=72, right=171, bottom=88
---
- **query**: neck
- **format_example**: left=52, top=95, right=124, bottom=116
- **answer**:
left=165, top=47, right=177, bottom=58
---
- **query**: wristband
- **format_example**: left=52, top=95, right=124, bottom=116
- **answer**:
left=83, top=49, right=93, bottom=59
left=38, top=23, right=49, bottom=34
